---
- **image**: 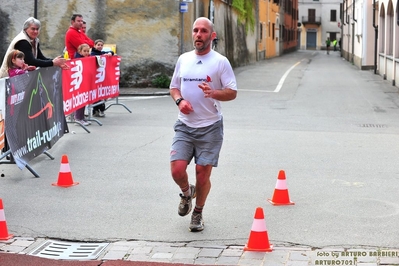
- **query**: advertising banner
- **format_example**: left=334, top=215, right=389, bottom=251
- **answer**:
left=62, top=56, right=121, bottom=115
left=0, top=78, right=5, bottom=150
left=5, top=67, right=68, bottom=169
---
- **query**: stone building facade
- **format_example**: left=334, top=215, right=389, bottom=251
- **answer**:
left=298, top=0, right=342, bottom=51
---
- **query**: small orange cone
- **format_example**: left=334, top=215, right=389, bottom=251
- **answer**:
left=0, top=199, right=14, bottom=240
left=52, top=155, right=79, bottom=187
left=268, top=170, right=294, bottom=205
left=244, top=207, right=273, bottom=252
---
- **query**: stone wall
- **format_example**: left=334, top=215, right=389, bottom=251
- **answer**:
left=0, top=0, right=257, bottom=87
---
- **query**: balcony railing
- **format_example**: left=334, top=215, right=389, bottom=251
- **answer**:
left=301, top=16, right=322, bottom=25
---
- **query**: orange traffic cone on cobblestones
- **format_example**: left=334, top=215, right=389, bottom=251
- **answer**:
left=52, top=155, right=79, bottom=187
left=268, top=170, right=295, bottom=205
left=0, top=198, right=14, bottom=240
left=244, top=207, right=273, bottom=252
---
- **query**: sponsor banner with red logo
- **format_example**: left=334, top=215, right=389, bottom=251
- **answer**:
left=62, top=56, right=121, bottom=115
left=0, top=78, right=6, bottom=150
left=5, top=67, right=68, bottom=169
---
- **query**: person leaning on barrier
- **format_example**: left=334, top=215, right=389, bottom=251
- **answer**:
left=6, top=49, right=36, bottom=78
left=90, top=39, right=114, bottom=117
left=0, top=17, right=68, bottom=78
left=65, top=14, right=94, bottom=60
left=73, top=44, right=92, bottom=126
left=81, top=20, right=88, bottom=34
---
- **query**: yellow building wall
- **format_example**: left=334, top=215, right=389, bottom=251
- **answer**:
left=259, top=0, right=268, bottom=56
left=266, top=2, right=279, bottom=58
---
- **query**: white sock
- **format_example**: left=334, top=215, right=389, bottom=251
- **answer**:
left=183, top=185, right=191, bottom=197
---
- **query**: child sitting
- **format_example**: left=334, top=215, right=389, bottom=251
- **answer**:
left=6, top=49, right=36, bottom=77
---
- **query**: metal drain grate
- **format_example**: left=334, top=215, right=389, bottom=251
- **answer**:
left=28, top=240, right=109, bottom=260
left=360, top=124, right=388, bottom=128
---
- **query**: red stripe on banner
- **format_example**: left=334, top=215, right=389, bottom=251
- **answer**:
left=62, top=56, right=121, bottom=115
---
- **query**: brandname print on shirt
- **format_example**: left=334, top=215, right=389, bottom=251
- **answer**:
left=182, top=75, right=213, bottom=83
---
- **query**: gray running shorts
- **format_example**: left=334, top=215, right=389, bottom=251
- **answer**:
left=170, top=119, right=224, bottom=167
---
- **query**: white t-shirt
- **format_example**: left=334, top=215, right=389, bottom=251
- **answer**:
left=170, top=50, right=237, bottom=128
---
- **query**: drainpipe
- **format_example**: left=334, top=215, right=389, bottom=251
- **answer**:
left=34, top=0, right=38, bottom=18
left=255, top=0, right=259, bottom=61
left=346, top=0, right=350, bottom=61
left=342, top=0, right=346, bottom=58
left=352, top=0, right=357, bottom=22
left=351, top=22, right=355, bottom=63
left=208, top=0, right=213, bottom=22
left=372, top=0, right=378, bottom=74
left=351, top=0, right=355, bottom=64
left=339, top=0, right=345, bottom=57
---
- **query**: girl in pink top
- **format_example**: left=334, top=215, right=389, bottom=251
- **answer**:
left=6, top=49, right=36, bottom=77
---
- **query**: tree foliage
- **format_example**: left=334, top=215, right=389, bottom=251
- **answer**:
left=232, top=0, right=255, bottom=33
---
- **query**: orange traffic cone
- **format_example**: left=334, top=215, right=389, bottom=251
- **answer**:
left=0, top=198, right=14, bottom=240
left=244, top=207, right=273, bottom=252
left=268, top=170, right=294, bottom=205
left=52, top=155, right=79, bottom=187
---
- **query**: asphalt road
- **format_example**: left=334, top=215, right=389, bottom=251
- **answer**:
left=1, top=50, right=399, bottom=250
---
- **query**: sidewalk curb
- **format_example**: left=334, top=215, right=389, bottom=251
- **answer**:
left=119, top=92, right=170, bottom=97
left=119, top=88, right=170, bottom=97
left=2, top=237, right=398, bottom=265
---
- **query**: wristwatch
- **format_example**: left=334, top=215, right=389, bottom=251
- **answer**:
left=175, top=97, right=184, bottom=106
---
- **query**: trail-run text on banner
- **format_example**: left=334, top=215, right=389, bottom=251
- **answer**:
left=5, top=67, right=68, bottom=169
left=62, top=56, right=121, bottom=115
